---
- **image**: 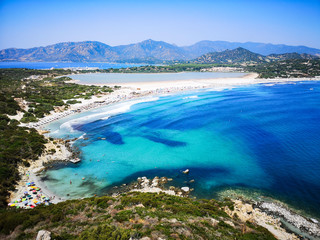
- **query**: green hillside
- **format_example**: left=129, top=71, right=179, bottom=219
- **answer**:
left=0, top=192, right=276, bottom=240
left=192, top=47, right=319, bottom=64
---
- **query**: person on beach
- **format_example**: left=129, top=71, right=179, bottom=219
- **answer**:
left=70, top=180, right=72, bottom=185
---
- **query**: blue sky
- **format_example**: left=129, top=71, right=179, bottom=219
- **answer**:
left=0, top=0, right=319, bottom=49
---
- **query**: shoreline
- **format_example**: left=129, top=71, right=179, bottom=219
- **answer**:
left=8, top=136, right=74, bottom=206
left=25, top=73, right=320, bottom=129
left=9, top=73, right=320, bottom=238
left=15, top=73, right=320, bottom=202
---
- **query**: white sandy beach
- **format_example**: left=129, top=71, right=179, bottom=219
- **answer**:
left=8, top=137, right=72, bottom=206
left=26, top=73, right=320, bottom=129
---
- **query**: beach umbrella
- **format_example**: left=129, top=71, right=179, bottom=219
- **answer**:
left=22, top=198, right=26, bottom=201
left=23, top=201, right=28, bottom=205
left=36, top=188, right=40, bottom=191
left=30, top=205, right=35, bottom=208
left=33, top=200, right=38, bottom=204
left=36, top=202, right=41, bottom=205
left=10, top=204, right=15, bottom=207
left=41, top=196, right=45, bottom=199
left=45, top=197, right=50, bottom=201
left=24, top=191, right=28, bottom=195
left=26, top=183, right=31, bottom=186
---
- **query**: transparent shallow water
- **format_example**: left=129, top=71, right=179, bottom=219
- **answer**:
left=43, top=81, right=320, bottom=218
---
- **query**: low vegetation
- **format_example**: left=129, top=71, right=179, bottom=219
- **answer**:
left=0, top=69, right=115, bottom=122
left=191, top=47, right=318, bottom=64
left=245, top=59, right=320, bottom=78
left=0, top=192, right=276, bottom=240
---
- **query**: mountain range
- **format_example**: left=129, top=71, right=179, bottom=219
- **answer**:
left=1, top=39, right=320, bottom=62
left=192, top=47, right=319, bottom=64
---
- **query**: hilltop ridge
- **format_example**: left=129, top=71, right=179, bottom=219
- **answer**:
left=191, top=47, right=319, bottom=64
left=1, top=40, right=320, bottom=62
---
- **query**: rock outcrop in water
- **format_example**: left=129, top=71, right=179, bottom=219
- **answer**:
left=258, top=202, right=320, bottom=238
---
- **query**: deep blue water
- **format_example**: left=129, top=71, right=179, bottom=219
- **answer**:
left=44, top=81, right=320, bottom=218
left=0, top=62, right=143, bottom=69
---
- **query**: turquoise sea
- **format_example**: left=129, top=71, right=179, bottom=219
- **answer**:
left=43, top=81, right=320, bottom=218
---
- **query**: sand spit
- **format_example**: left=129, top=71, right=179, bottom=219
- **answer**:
left=25, top=73, right=320, bottom=129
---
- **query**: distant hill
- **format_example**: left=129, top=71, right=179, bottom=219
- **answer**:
left=192, top=47, right=265, bottom=64
left=1, top=39, right=320, bottom=62
left=265, top=52, right=318, bottom=61
left=183, top=41, right=320, bottom=58
left=0, top=41, right=118, bottom=62
left=113, top=39, right=188, bottom=61
left=192, top=47, right=319, bottom=64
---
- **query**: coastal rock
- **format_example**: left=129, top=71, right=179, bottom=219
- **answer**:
left=225, top=220, right=235, bottom=227
left=131, top=177, right=176, bottom=196
left=36, top=230, right=51, bottom=240
left=140, top=177, right=150, bottom=187
left=181, top=187, right=190, bottom=192
left=151, top=177, right=159, bottom=187
left=32, top=166, right=46, bottom=173
left=259, top=202, right=320, bottom=237
left=182, top=169, right=189, bottom=174
left=160, top=177, right=168, bottom=183
left=209, top=218, right=219, bottom=226
left=226, top=200, right=300, bottom=240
